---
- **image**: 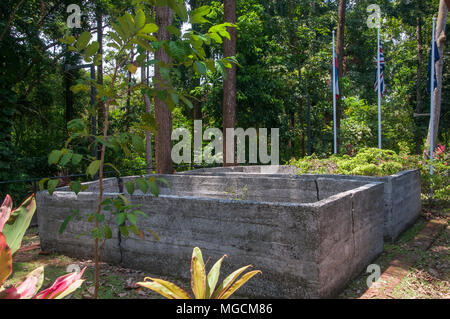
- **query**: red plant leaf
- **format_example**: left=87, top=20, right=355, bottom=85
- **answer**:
left=0, top=195, right=13, bottom=232
left=34, top=267, right=86, bottom=299
left=0, top=267, right=44, bottom=299
left=0, top=233, right=12, bottom=286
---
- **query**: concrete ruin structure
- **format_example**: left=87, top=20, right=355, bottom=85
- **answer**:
left=36, top=166, right=421, bottom=298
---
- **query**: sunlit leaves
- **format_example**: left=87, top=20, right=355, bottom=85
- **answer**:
left=86, top=160, right=101, bottom=178
left=137, top=247, right=261, bottom=299
left=194, top=61, right=207, bottom=76
left=84, top=42, right=99, bottom=57
left=72, top=154, right=83, bottom=165
left=135, top=9, right=146, bottom=30
left=132, top=134, right=145, bottom=154
left=76, top=31, right=91, bottom=51
left=139, top=113, right=158, bottom=134
left=69, top=181, right=82, bottom=195
left=136, top=178, right=148, bottom=193
left=125, top=181, right=135, bottom=195
left=140, top=23, right=158, bottom=34
left=190, top=6, right=211, bottom=24
left=127, top=63, right=138, bottom=74
left=59, top=150, right=73, bottom=166
left=48, top=150, right=63, bottom=165
left=47, top=179, right=59, bottom=196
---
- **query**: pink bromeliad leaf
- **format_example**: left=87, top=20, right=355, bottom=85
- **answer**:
left=0, top=195, right=13, bottom=232
left=34, top=267, right=86, bottom=299
left=0, top=266, right=44, bottom=299
left=0, top=233, right=12, bottom=286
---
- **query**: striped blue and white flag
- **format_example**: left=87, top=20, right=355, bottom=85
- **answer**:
left=332, top=51, right=340, bottom=99
left=427, top=40, right=440, bottom=93
left=374, top=40, right=385, bottom=96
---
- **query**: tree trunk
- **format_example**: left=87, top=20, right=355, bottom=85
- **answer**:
left=335, top=0, right=346, bottom=153
left=222, top=0, right=237, bottom=166
left=64, top=53, right=74, bottom=136
left=193, top=98, right=202, bottom=120
left=426, top=0, right=448, bottom=151
left=415, top=17, right=423, bottom=154
left=141, top=54, right=153, bottom=173
left=154, top=6, right=173, bottom=174
left=96, top=10, right=105, bottom=137
left=288, top=110, right=294, bottom=152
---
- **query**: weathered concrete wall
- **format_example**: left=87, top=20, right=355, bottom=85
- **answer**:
left=187, top=166, right=422, bottom=241
left=36, top=173, right=385, bottom=298
left=122, top=174, right=323, bottom=203
left=302, top=170, right=422, bottom=241
left=315, top=183, right=384, bottom=297
left=36, top=191, right=121, bottom=264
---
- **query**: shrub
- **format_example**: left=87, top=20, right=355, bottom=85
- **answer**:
left=289, top=147, right=449, bottom=201
left=0, top=194, right=85, bottom=299
left=137, top=247, right=261, bottom=299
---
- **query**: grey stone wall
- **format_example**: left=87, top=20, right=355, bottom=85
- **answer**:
left=37, top=172, right=385, bottom=298
left=187, top=166, right=422, bottom=241
left=36, top=191, right=121, bottom=264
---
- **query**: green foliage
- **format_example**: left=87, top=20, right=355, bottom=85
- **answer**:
left=289, top=147, right=449, bottom=201
left=0, top=194, right=36, bottom=255
left=137, top=247, right=261, bottom=299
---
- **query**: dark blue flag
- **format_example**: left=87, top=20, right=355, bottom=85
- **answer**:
left=427, top=41, right=440, bottom=93
left=374, top=41, right=386, bottom=96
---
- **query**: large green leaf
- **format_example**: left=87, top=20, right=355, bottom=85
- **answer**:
left=191, top=247, right=206, bottom=299
left=48, top=150, right=63, bottom=165
left=136, top=281, right=179, bottom=299
left=135, top=9, right=146, bottom=30
left=211, top=265, right=252, bottom=299
left=47, top=179, right=59, bottom=195
left=136, top=178, right=148, bottom=193
left=140, top=23, right=158, bottom=34
left=125, top=181, right=135, bottom=195
left=219, top=270, right=261, bottom=299
left=76, top=31, right=91, bottom=51
left=139, top=277, right=191, bottom=299
left=2, top=195, right=36, bottom=255
left=190, top=5, right=210, bottom=24
left=206, top=255, right=226, bottom=298
left=84, top=41, right=100, bottom=57
left=86, top=160, right=101, bottom=178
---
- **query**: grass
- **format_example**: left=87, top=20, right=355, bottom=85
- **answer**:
left=4, top=227, right=189, bottom=299
left=339, top=206, right=449, bottom=299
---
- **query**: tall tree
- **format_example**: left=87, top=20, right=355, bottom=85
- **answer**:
left=222, top=0, right=237, bottom=166
left=154, top=5, right=173, bottom=173
left=415, top=16, right=424, bottom=154
left=142, top=53, right=153, bottom=173
left=335, top=0, right=346, bottom=153
left=426, top=0, right=448, bottom=150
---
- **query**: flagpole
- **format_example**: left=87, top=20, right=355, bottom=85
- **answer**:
left=377, top=26, right=382, bottom=149
left=332, top=30, right=337, bottom=154
left=430, top=17, right=436, bottom=196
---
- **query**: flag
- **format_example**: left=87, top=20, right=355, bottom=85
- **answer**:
left=332, top=51, right=339, bottom=99
left=427, top=41, right=440, bottom=93
left=374, top=40, right=385, bottom=96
